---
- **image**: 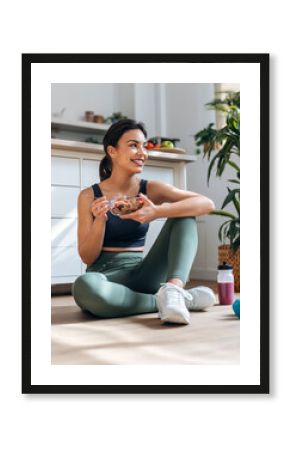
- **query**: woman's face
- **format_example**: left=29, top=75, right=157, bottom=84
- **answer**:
left=109, top=129, right=148, bottom=175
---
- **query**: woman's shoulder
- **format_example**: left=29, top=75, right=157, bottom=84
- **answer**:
left=146, top=179, right=171, bottom=203
left=78, top=186, right=94, bottom=203
left=146, top=179, right=170, bottom=192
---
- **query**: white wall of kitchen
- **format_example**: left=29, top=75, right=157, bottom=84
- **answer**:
left=51, top=82, right=234, bottom=279
left=51, top=83, right=116, bottom=120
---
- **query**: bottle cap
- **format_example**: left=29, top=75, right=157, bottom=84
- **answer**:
left=218, top=261, right=233, bottom=270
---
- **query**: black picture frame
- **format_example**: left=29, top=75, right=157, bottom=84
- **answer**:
left=22, top=53, right=269, bottom=394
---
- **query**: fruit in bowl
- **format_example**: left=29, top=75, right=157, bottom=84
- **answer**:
left=110, top=196, right=144, bottom=216
left=161, top=140, right=174, bottom=149
left=145, top=141, right=154, bottom=149
left=146, top=137, right=179, bottom=150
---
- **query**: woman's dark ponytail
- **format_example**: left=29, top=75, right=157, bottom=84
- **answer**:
left=99, top=154, right=112, bottom=181
left=99, top=119, right=147, bottom=181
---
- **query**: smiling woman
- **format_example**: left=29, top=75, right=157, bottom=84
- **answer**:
left=100, top=120, right=148, bottom=181
left=72, top=119, right=216, bottom=325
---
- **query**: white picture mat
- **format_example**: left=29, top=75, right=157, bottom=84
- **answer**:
left=30, top=61, right=260, bottom=386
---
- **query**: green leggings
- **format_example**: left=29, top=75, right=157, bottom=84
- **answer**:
left=72, top=217, right=198, bottom=318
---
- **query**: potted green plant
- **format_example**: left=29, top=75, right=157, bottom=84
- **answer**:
left=105, top=112, right=129, bottom=124
left=195, top=91, right=240, bottom=291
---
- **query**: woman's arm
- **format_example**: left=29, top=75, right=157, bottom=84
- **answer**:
left=148, top=180, right=215, bottom=218
left=77, top=188, right=109, bottom=265
left=147, top=181, right=215, bottom=218
left=120, top=180, right=215, bottom=223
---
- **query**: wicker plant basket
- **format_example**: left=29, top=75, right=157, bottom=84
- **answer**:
left=218, top=245, right=240, bottom=292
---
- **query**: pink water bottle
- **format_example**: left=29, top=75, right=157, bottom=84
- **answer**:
left=217, top=262, right=235, bottom=305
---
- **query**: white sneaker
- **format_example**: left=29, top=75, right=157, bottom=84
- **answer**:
left=185, top=286, right=216, bottom=311
left=156, top=283, right=192, bottom=324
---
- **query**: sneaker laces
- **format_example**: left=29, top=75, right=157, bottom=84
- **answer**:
left=161, top=283, right=192, bottom=303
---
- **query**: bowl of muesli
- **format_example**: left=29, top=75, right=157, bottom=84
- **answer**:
left=110, top=195, right=144, bottom=216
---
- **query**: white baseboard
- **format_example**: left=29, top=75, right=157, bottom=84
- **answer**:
left=189, top=268, right=217, bottom=281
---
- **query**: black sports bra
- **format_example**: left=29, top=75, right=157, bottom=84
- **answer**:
left=91, top=179, right=150, bottom=248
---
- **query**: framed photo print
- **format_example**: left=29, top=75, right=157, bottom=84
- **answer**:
left=22, top=53, right=269, bottom=394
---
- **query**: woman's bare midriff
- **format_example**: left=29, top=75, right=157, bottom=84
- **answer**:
left=102, top=246, right=144, bottom=252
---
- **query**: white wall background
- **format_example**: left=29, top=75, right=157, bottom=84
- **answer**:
left=1, top=2, right=287, bottom=450
left=51, top=83, right=116, bottom=120
left=52, top=82, right=233, bottom=279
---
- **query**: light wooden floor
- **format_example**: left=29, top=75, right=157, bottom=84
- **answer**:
left=51, top=280, right=240, bottom=365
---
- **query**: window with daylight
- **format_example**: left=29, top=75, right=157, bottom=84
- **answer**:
left=214, top=83, right=240, bottom=129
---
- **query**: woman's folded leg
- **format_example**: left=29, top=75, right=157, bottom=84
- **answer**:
left=72, top=272, right=157, bottom=318
left=129, top=217, right=198, bottom=293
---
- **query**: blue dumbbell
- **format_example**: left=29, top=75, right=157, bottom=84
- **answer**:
left=232, top=299, right=240, bottom=319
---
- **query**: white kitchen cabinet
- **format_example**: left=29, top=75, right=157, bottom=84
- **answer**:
left=51, top=139, right=196, bottom=291
left=51, top=247, right=82, bottom=277
left=142, top=165, right=174, bottom=185
left=51, top=156, right=80, bottom=186
left=51, top=186, right=79, bottom=218
left=51, top=218, right=77, bottom=247
left=143, top=220, right=165, bottom=256
left=81, top=159, right=100, bottom=188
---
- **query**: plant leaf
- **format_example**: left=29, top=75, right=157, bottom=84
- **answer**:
left=218, top=220, right=231, bottom=242
left=227, top=160, right=240, bottom=173
left=221, top=188, right=239, bottom=210
left=207, top=152, right=219, bottom=184
left=210, top=209, right=236, bottom=220
left=228, top=179, right=240, bottom=184
left=232, top=195, right=240, bottom=215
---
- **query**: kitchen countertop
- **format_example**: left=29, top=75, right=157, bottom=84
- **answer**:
left=51, top=138, right=197, bottom=163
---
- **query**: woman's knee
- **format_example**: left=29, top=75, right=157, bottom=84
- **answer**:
left=170, top=217, right=198, bottom=250
left=72, top=272, right=107, bottom=308
left=170, top=216, right=197, bottom=232
left=72, top=273, right=127, bottom=318
left=183, top=216, right=197, bottom=232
